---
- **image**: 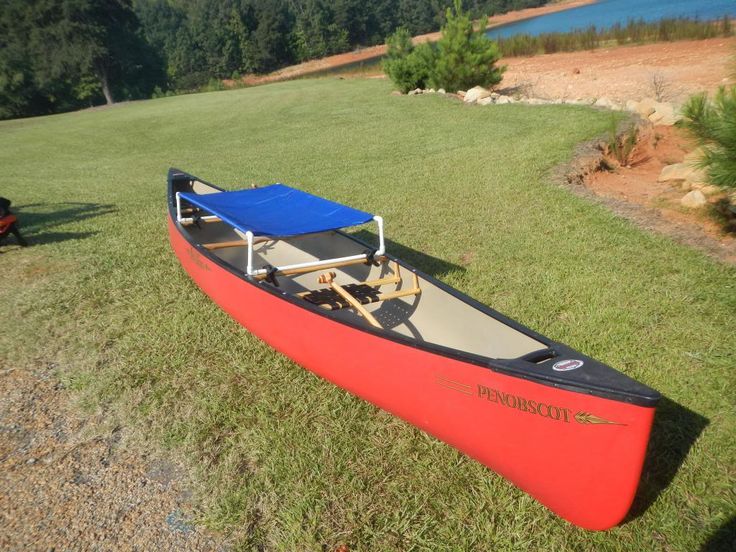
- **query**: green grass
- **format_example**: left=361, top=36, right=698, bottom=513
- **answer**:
left=1, top=78, right=734, bottom=551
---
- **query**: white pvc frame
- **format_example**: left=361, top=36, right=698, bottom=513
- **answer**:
left=176, top=192, right=385, bottom=278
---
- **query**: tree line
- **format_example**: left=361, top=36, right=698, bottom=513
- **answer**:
left=0, top=0, right=545, bottom=120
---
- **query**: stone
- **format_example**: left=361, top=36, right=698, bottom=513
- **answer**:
left=594, top=97, right=616, bottom=109
left=457, top=90, right=467, bottom=97
left=427, top=88, right=436, bottom=93
left=625, top=99, right=639, bottom=112
left=648, top=111, right=664, bottom=124
left=408, top=89, right=418, bottom=96
left=652, top=102, right=678, bottom=125
left=658, top=163, right=695, bottom=183
left=390, top=90, right=402, bottom=96
left=477, top=97, right=494, bottom=106
left=681, top=190, right=707, bottom=208
left=680, top=181, right=692, bottom=192
left=526, top=98, right=550, bottom=105
left=496, top=95, right=512, bottom=104
left=490, top=92, right=500, bottom=99
left=636, top=97, right=657, bottom=118
left=437, top=88, right=446, bottom=95
left=464, top=86, right=493, bottom=103
left=701, top=185, right=722, bottom=197
left=684, top=147, right=706, bottom=165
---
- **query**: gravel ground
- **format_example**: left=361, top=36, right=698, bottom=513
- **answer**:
left=0, top=362, right=225, bottom=551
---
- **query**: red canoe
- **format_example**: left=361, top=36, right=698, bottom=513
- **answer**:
left=167, top=168, right=660, bottom=530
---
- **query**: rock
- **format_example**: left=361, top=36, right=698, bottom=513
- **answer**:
left=658, top=163, right=695, bottom=183
left=625, top=99, right=639, bottom=112
left=680, top=181, right=692, bottom=192
left=701, top=185, right=722, bottom=197
left=413, top=88, right=423, bottom=95
left=390, top=90, right=402, bottom=96
left=681, top=190, right=707, bottom=208
left=636, top=97, right=657, bottom=118
left=427, top=88, right=436, bottom=94
left=684, top=166, right=709, bottom=186
left=594, top=97, right=616, bottom=109
left=457, top=90, right=466, bottom=97
left=684, top=147, right=706, bottom=164
left=648, top=111, right=665, bottom=124
left=477, top=96, right=494, bottom=106
left=464, top=86, right=493, bottom=103
left=408, top=89, right=418, bottom=96
left=496, top=95, right=512, bottom=104
left=437, top=88, right=446, bottom=95
left=526, top=98, right=550, bottom=105
left=490, top=92, right=500, bottom=99
left=652, top=102, right=678, bottom=125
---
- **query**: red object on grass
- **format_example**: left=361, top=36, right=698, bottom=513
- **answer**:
left=168, top=169, right=659, bottom=530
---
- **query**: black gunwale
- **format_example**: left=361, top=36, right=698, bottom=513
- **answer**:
left=167, top=168, right=660, bottom=407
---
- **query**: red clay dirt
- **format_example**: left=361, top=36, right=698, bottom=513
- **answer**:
left=585, top=126, right=736, bottom=264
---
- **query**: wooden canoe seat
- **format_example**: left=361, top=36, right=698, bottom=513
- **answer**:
left=297, top=262, right=421, bottom=329
left=302, top=283, right=383, bottom=310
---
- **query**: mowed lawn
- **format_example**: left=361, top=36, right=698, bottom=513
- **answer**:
left=1, top=78, right=734, bottom=551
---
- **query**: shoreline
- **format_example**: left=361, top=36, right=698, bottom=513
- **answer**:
left=240, top=0, right=598, bottom=86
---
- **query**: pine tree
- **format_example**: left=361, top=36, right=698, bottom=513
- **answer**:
left=431, top=0, right=504, bottom=92
left=682, top=87, right=736, bottom=189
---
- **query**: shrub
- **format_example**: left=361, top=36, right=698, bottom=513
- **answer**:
left=682, top=87, right=736, bottom=189
left=383, top=28, right=436, bottom=93
left=431, top=0, right=505, bottom=92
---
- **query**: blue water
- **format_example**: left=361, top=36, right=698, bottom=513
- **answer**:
left=486, top=0, right=736, bottom=38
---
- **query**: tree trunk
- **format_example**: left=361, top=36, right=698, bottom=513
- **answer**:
left=99, top=68, right=114, bottom=105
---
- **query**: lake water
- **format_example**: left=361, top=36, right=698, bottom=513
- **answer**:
left=486, top=0, right=736, bottom=38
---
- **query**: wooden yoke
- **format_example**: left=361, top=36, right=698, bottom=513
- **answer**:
left=318, top=271, right=382, bottom=329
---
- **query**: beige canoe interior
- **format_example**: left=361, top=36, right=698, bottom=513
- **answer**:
left=178, top=179, right=546, bottom=360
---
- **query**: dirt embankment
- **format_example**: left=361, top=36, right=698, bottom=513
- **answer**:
left=239, top=0, right=597, bottom=86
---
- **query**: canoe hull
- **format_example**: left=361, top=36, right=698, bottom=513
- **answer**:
left=169, top=218, right=654, bottom=530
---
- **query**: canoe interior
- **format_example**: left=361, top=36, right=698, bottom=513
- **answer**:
left=175, top=178, right=546, bottom=361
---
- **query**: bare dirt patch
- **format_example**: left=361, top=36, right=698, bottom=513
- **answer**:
left=501, top=38, right=736, bottom=104
left=0, top=363, right=225, bottom=551
left=560, top=125, right=736, bottom=265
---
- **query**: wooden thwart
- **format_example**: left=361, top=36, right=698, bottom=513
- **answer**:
left=253, top=255, right=387, bottom=280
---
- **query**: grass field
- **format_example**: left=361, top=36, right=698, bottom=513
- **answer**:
left=1, top=78, right=734, bottom=551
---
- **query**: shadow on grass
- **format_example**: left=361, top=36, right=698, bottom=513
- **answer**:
left=626, top=396, right=709, bottom=522
left=351, top=230, right=465, bottom=279
left=12, top=202, right=116, bottom=246
left=701, top=516, right=736, bottom=552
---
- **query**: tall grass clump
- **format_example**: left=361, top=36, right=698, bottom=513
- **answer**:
left=682, top=86, right=736, bottom=189
left=496, top=17, right=734, bottom=58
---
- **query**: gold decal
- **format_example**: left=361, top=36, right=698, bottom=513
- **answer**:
left=435, top=375, right=473, bottom=396
left=574, top=412, right=625, bottom=426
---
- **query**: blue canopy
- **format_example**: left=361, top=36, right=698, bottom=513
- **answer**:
left=179, top=184, right=374, bottom=237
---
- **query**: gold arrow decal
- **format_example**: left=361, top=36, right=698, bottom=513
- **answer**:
left=435, top=375, right=473, bottom=396
left=575, top=411, right=626, bottom=426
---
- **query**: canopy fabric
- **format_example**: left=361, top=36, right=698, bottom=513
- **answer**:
left=179, top=184, right=374, bottom=237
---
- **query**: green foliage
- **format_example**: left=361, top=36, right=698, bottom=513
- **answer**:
left=497, top=17, right=734, bottom=58
left=382, top=28, right=436, bottom=93
left=682, top=86, right=736, bottom=189
left=431, top=0, right=505, bottom=92
left=0, top=0, right=164, bottom=119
